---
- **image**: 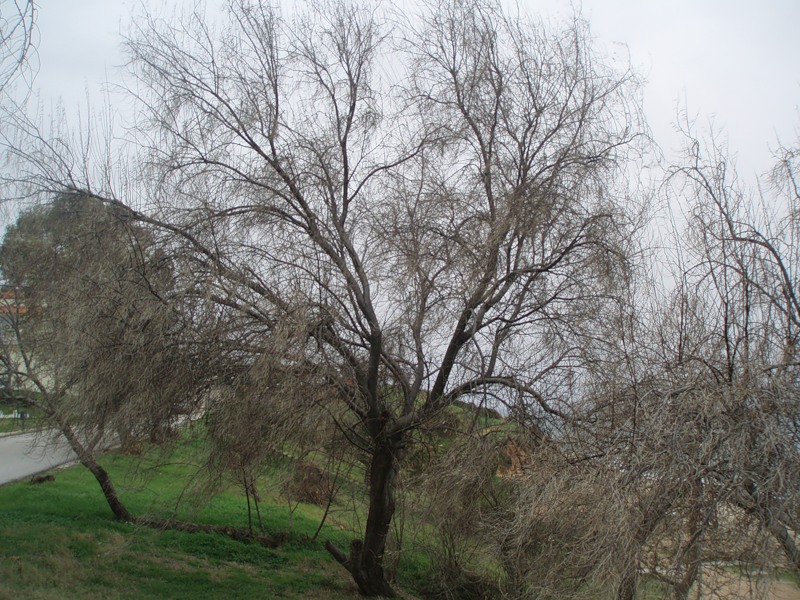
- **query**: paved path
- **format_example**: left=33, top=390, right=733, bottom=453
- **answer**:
left=0, top=431, right=77, bottom=485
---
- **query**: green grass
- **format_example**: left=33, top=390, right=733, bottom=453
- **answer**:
left=777, top=570, right=800, bottom=585
left=0, top=418, right=24, bottom=433
left=0, top=439, right=424, bottom=599
left=0, top=397, right=44, bottom=433
left=0, top=411, right=522, bottom=599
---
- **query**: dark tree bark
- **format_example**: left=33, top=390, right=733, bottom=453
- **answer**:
left=735, top=483, right=800, bottom=573
left=327, top=435, right=401, bottom=596
left=57, top=419, right=133, bottom=522
left=616, top=490, right=675, bottom=600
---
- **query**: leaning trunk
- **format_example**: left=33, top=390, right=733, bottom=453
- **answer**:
left=59, top=422, right=133, bottom=522
left=768, top=519, right=800, bottom=571
left=326, top=440, right=399, bottom=597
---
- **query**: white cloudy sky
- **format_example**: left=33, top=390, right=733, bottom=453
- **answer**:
left=32, top=0, right=800, bottom=179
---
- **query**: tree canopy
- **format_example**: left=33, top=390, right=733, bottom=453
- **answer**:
left=1, top=0, right=799, bottom=598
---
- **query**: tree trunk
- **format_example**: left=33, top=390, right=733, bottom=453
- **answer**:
left=326, top=440, right=399, bottom=597
left=59, top=423, right=133, bottom=522
left=767, top=519, right=800, bottom=571
left=673, top=515, right=702, bottom=599
left=49, top=410, right=283, bottom=548
left=736, top=483, right=800, bottom=572
left=616, top=569, right=638, bottom=600
left=616, top=489, right=676, bottom=600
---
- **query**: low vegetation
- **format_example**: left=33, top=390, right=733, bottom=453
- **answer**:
left=2, top=432, right=799, bottom=600
left=0, top=438, right=429, bottom=599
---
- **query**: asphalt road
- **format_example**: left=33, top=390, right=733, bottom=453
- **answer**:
left=0, top=431, right=77, bottom=485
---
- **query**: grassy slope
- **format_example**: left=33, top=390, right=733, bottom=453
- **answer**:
left=0, top=437, right=425, bottom=599
left=3, top=428, right=796, bottom=599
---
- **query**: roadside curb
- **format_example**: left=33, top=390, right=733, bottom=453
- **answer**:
left=0, top=428, right=45, bottom=439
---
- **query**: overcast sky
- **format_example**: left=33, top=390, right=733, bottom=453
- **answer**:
left=32, top=0, right=800, bottom=179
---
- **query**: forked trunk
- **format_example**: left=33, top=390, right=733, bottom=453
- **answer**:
left=326, top=440, right=399, bottom=597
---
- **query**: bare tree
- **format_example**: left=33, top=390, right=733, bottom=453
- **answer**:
left=0, top=0, right=35, bottom=95
left=113, top=0, right=646, bottom=594
left=668, top=129, right=800, bottom=576
left=469, top=120, right=800, bottom=600
left=566, top=128, right=800, bottom=599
